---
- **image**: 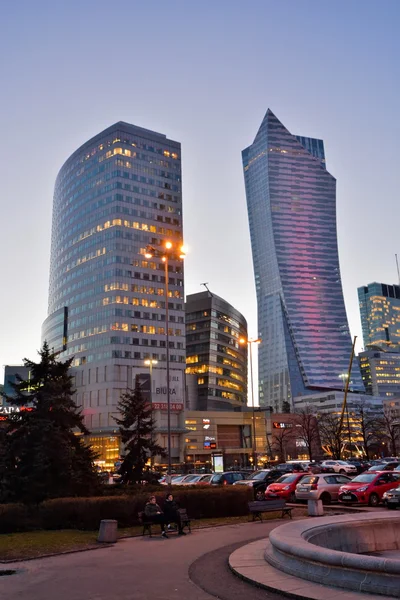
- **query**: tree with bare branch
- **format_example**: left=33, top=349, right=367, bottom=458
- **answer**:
left=272, top=426, right=293, bottom=462
left=318, top=412, right=342, bottom=459
left=352, top=400, right=380, bottom=459
left=294, top=405, right=320, bottom=461
left=375, top=407, right=400, bottom=456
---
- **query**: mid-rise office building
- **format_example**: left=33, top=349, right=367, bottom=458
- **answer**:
left=359, top=349, right=400, bottom=398
left=185, top=291, right=248, bottom=410
left=358, top=282, right=400, bottom=350
left=42, top=122, right=185, bottom=469
left=242, top=109, right=363, bottom=411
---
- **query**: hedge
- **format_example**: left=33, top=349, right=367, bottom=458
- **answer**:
left=0, top=486, right=253, bottom=534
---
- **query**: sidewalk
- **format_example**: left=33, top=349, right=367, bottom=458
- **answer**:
left=2, top=520, right=284, bottom=600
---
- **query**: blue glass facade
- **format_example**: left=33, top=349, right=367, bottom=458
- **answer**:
left=42, top=122, right=186, bottom=432
left=242, top=110, right=364, bottom=410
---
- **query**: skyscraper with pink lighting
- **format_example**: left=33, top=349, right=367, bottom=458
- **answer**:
left=242, top=109, right=364, bottom=411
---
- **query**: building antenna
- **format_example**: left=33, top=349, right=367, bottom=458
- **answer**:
left=200, top=282, right=213, bottom=297
left=396, top=254, right=400, bottom=287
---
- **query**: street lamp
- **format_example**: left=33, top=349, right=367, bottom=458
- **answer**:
left=144, top=241, right=186, bottom=483
left=144, top=358, right=158, bottom=402
left=239, top=337, right=261, bottom=470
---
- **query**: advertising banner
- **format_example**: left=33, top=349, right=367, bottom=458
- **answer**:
left=133, top=367, right=184, bottom=411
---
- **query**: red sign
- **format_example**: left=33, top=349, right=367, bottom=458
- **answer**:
left=152, top=403, right=183, bottom=411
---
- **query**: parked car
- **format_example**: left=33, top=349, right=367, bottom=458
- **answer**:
left=306, top=462, right=335, bottom=474
left=265, top=473, right=307, bottom=503
left=367, top=462, right=400, bottom=472
left=320, top=460, right=357, bottom=475
left=295, top=473, right=352, bottom=504
left=338, top=471, right=400, bottom=506
left=210, top=471, right=248, bottom=486
left=272, top=463, right=306, bottom=473
left=196, top=474, right=213, bottom=485
left=345, top=459, right=371, bottom=474
left=233, top=469, right=285, bottom=495
left=382, top=486, right=400, bottom=509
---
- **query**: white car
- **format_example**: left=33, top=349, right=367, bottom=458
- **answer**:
left=320, top=460, right=357, bottom=475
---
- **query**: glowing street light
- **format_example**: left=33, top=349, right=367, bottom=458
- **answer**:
left=239, top=337, right=261, bottom=469
left=144, top=241, right=186, bottom=483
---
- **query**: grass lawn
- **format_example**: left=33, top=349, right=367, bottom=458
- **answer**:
left=0, top=508, right=308, bottom=562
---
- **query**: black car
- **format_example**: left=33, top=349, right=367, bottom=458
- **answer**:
left=273, top=463, right=306, bottom=473
left=210, top=471, right=248, bottom=485
left=307, top=462, right=335, bottom=474
left=346, top=459, right=371, bottom=474
left=233, top=469, right=287, bottom=496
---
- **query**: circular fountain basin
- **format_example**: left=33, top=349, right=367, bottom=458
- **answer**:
left=265, top=512, right=400, bottom=597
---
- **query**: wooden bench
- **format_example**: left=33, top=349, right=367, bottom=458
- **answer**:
left=138, top=511, right=154, bottom=537
left=139, top=508, right=192, bottom=537
left=248, top=499, right=292, bottom=522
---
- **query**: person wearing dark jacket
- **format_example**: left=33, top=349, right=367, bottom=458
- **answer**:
left=164, top=494, right=186, bottom=535
left=144, top=496, right=168, bottom=538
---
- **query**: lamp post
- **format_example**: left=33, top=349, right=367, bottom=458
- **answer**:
left=145, top=241, right=185, bottom=484
left=144, top=358, right=158, bottom=402
left=240, top=337, right=261, bottom=470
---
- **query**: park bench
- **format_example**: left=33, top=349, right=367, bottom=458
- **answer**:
left=139, top=508, right=192, bottom=537
left=248, top=499, right=292, bottom=522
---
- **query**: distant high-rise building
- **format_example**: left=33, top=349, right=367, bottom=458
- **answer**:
left=359, top=348, right=400, bottom=397
left=242, top=109, right=364, bottom=411
left=358, top=282, right=400, bottom=351
left=42, top=122, right=185, bottom=470
left=185, top=291, right=248, bottom=410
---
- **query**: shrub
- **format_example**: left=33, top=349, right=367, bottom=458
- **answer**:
left=0, top=486, right=252, bottom=533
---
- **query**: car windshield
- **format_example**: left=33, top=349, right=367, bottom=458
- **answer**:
left=337, top=461, right=349, bottom=465
left=210, top=474, right=223, bottom=483
left=184, top=475, right=200, bottom=482
left=276, top=474, right=299, bottom=483
left=250, top=470, right=270, bottom=480
left=351, top=473, right=377, bottom=483
left=299, top=476, right=317, bottom=485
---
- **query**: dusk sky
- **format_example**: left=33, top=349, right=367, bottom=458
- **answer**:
left=1, top=1, right=399, bottom=393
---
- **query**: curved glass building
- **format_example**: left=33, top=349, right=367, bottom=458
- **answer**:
left=42, top=122, right=185, bottom=468
left=242, top=109, right=364, bottom=411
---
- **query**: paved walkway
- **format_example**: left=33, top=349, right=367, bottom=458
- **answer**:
left=2, top=521, right=288, bottom=600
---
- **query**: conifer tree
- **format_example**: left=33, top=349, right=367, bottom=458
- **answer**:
left=1, top=342, right=100, bottom=503
left=115, top=377, right=165, bottom=483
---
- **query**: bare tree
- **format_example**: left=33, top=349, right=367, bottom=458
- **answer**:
left=294, top=405, right=320, bottom=461
left=272, top=426, right=293, bottom=462
left=352, top=400, right=380, bottom=460
left=318, top=412, right=342, bottom=459
left=376, top=407, right=400, bottom=456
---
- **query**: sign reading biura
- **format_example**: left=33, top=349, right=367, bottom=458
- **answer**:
left=132, top=367, right=184, bottom=411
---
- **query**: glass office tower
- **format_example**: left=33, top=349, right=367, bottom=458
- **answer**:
left=358, top=282, right=400, bottom=350
left=42, top=122, right=185, bottom=468
left=242, top=109, right=364, bottom=411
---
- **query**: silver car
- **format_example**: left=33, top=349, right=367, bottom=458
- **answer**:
left=295, top=473, right=352, bottom=505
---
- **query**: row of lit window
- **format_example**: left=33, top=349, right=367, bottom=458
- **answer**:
left=111, top=323, right=182, bottom=335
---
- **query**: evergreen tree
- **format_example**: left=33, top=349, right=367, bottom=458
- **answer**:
left=1, top=342, right=100, bottom=504
left=114, top=377, right=165, bottom=484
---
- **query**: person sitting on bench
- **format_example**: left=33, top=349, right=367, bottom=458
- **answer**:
left=164, top=493, right=186, bottom=535
left=144, top=496, right=169, bottom=538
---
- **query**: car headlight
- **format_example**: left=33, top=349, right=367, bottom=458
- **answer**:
left=282, top=485, right=291, bottom=490
left=356, top=486, right=368, bottom=492
left=383, top=492, right=388, bottom=499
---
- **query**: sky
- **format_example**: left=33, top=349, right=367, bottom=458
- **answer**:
left=1, top=0, right=399, bottom=394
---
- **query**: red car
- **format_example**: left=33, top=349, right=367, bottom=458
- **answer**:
left=338, top=471, right=400, bottom=507
left=265, top=472, right=306, bottom=503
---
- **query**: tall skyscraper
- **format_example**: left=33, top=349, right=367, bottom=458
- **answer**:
left=242, top=109, right=364, bottom=411
left=358, top=282, right=400, bottom=350
left=185, top=291, right=248, bottom=410
left=42, top=122, right=185, bottom=469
